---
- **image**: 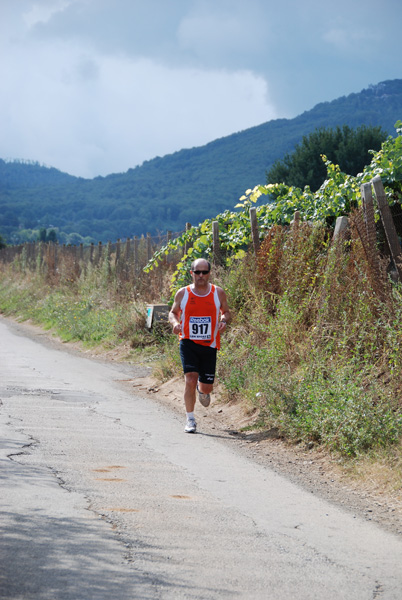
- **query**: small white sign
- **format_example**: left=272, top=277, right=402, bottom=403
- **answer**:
left=146, top=306, right=154, bottom=329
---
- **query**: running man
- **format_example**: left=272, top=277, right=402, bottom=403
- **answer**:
left=169, top=258, right=231, bottom=433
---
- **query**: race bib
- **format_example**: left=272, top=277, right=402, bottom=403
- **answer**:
left=189, top=316, right=212, bottom=340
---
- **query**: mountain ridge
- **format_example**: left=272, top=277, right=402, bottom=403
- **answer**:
left=1, top=79, right=402, bottom=245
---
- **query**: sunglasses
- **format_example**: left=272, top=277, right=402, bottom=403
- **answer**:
left=192, top=270, right=210, bottom=275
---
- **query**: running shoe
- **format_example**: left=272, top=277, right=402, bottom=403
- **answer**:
left=197, top=385, right=211, bottom=407
left=184, top=417, right=197, bottom=433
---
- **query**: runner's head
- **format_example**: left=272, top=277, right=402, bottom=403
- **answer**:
left=191, top=259, right=210, bottom=274
left=190, top=259, right=211, bottom=284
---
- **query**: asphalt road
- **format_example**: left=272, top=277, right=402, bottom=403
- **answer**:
left=1, top=316, right=402, bottom=600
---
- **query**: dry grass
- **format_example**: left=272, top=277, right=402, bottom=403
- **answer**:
left=343, top=442, right=402, bottom=501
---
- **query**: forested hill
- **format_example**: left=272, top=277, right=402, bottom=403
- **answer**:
left=2, top=79, right=402, bottom=245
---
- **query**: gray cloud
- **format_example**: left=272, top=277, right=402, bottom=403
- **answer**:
left=1, top=0, right=401, bottom=178
left=26, top=0, right=402, bottom=111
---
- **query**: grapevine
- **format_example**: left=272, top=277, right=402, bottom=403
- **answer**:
left=144, top=122, right=402, bottom=296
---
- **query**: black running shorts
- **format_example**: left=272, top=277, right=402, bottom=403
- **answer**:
left=179, top=339, right=217, bottom=384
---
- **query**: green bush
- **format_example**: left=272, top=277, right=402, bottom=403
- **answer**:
left=281, top=369, right=402, bottom=456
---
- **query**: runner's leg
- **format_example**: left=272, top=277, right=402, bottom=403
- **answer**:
left=184, top=372, right=198, bottom=412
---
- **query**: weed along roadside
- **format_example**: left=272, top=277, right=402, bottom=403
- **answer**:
left=1, top=134, right=402, bottom=531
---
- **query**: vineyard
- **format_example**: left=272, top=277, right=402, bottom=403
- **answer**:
left=144, top=121, right=402, bottom=294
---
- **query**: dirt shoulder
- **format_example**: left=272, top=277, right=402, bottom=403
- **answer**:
left=3, top=316, right=402, bottom=538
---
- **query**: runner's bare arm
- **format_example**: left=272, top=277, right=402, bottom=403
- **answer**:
left=217, top=287, right=231, bottom=331
left=169, top=288, right=185, bottom=335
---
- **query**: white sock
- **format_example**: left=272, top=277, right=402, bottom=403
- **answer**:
left=186, top=412, right=195, bottom=420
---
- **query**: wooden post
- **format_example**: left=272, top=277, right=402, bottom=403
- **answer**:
left=78, top=244, right=83, bottom=276
left=184, top=222, right=191, bottom=255
left=97, top=241, right=102, bottom=265
left=54, top=242, right=58, bottom=274
left=30, top=242, right=36, bottom=269
left=134, top=235, right=139, bottom=272
left=361, top=182, right=381, bottom=273
left=89, top=242, right=94, bottom=264
left=124, top=237, right=131, bottom=279
left=36, top=242, right=43, bottom=272
left=332, top=216, right=349, bottom=240
left=125, top=237, right=131, bottom=261
left=292, top=210, right=301, bottom=229
left=146, top=233, right=152, bottom=262
left=166, top=231, right=172, bottom=263
left=107, top=241, right=112, bottom=275
left=212, top=221, right=222, bottom=266
left=361, top=183, right=376, bottom=240
left=372, top=175, right=402, bottom=281
left=115, top=238, right=121, bottom=266
left=250, top=207, right=260, bottom=254
left=71, top=245, right=77, bottom=277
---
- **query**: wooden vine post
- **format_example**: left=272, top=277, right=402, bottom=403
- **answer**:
left=115, top=238, right=121, bottom=266
left=133, top=236, right=139, bottom=272
left=184, top=222, right=192, bottom=255
left=107, top=241, right=112, bottom=275
left=166, top=231, right=172, bottom=264
left=97, top=241, right=102, bottom=265
left=146, top=233, right=152, bottom=262
left=249, top=207, right=260, bottom=254
left=125, top=237, right=131, bottom=261
left=212, top=221, right=222, bottom=266
left=292, top=210, right=301, bottom=229
left=360, top=182, right=381, bottom=279
left=372, top=175, right=402, bottom=281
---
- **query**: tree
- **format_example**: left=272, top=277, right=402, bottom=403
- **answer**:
left=38, top=228, right=58, bottom=243
left=266, top=125, right=388, bottom=192
left=47, top=229, right=58, bottom=243
left=38, top=228, right=47, bottom=242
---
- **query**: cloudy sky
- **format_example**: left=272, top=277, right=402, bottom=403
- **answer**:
left=1, top=0, right=401, bottom=179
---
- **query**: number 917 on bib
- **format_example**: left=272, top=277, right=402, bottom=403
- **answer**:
left=189, top=316, right=212, bottom=340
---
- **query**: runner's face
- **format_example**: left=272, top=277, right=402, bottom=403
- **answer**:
left=191, top=262, right=210, bottom=285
